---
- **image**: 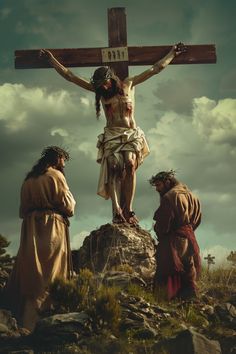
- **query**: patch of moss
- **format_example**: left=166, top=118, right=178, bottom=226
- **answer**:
left=180, top=303, right=209, bottom=328
left=158, top=317, right=184, bottom=340
left=126, top=283, right=156, bottom=304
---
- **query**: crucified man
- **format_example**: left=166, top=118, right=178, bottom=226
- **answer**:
left=40, top=43, right=186, bottom=225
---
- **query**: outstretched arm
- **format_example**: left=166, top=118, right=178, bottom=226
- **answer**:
left=39, top=49, right=94, bottom=92
left=130, top=43, right=187, bottom=87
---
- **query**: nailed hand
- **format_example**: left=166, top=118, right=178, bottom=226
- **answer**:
left=39, top=49, right=52, bottom=60
left=174, top=42, right=187, bottom=56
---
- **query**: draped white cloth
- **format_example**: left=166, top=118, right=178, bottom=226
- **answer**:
left=96, top=126, right=150, bottom=199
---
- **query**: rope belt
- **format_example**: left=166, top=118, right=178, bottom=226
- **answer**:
left=28, top=207, right=61, bottom=214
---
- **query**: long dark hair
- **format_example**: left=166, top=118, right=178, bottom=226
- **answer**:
left=95, top=79, right=124, bottom=118
left=91, top=67, right=123, bottom=118
left=25, top=146, right=70, bottom=180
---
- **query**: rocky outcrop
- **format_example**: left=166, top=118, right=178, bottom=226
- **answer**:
left=72, top=223, right=156, bottom=282
left=119, top=291, right=170, bottom=339
left=1, top=224, right=235, bottom=354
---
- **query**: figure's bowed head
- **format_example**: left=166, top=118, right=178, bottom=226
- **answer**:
left=25, top=146, right=70, bottom=180
left=149, top=170, right=179, bottom=196
left=90, top=66, right=124, bottom=117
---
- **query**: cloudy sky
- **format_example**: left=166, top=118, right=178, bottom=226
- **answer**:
left=0, top=0, right=235, bottom=265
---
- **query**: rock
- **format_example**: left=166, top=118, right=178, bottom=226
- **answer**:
left=0, top=309, right=18, bottom=336
left=225, top=303, right=236, bottom=317
left=132, top=326, right=157, bottom=339
left=202, top=305, right=215, bottom=316
left=33, top=312, right=91, bottom=342
left=154, top=329, right=221, bottom=354
left=0, top=269, right=9, bottom=281
left=72, top=223, right=156, bottom=282
left=120, top=317, right=144, bottom=331
left=230, top=345, right=236, bottom=354
left=215, top=303, right=236, bottom=328
left=229, top=293, right=236, bottom=306
left=118, top=291, right=164, bottom=339
left=124, top=309, right=145, bottom=322
left=100, top=270, right=147, bottom=289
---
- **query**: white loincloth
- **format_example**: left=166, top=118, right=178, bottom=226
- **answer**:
left=96, top=126, right=150, bottom=199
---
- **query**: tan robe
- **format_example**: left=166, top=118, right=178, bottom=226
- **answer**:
left=96, top=126, right=150, bottom=199
left=6, top=167, right=76, bottom=331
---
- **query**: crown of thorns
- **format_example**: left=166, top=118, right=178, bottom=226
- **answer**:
left=90, top=66, right=114, bottom=89
left=149, top=169, right=176, bottom=185
left=41, top=146, right=70, bottom=160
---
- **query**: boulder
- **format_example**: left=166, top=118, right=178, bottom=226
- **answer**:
left=33, top=311, right=92, bottom=343
left=73, top=223, right=156, bottom=282
left=215, top=303, right=236, bottom=329
left=154, top=328, right=222, bottom=354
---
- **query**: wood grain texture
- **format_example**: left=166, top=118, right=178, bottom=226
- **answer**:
left=15, top=45, right=216, bottom=69
left=14, top=7, right=216, bottom=81
left=107, top=8, right=128, bottom=79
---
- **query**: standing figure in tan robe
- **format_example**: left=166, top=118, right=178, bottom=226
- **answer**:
left=149, top=170, right=201, bottom=300
left=5, top=146, right=76, bottom=331
left=39, top=43, right=187, bottom=225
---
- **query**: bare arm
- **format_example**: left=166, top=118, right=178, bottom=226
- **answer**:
left=39, top=49, right=94, bottom=92
left=129, top=43, right=187, bottom=87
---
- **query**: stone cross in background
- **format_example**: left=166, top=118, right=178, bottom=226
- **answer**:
left=204, top=254, right=216, bottom=271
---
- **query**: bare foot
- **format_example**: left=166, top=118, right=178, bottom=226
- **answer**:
left=125, top=211, right=139, bottom=225
left=112, top=212, right=126, bottom=224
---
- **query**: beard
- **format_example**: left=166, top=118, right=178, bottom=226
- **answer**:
left=97, top=79, right=122, bottom=100
left=159, top=185, right=172, bottom=197
left=56, top=165, right=65, bottom=175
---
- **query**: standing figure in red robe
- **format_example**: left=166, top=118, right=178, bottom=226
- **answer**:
left=149, top=170, right=201, bottom=300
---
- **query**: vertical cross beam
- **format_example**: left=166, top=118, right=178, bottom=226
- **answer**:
left=108, top=7, right=128, bottom=80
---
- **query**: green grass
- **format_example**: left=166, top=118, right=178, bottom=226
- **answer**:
left=126, top=283, right=156, bottom=304
left=198, top=265, right=236, bottom=300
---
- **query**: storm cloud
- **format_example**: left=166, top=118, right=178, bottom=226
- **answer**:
left=0, top=0, right=235, bottom=264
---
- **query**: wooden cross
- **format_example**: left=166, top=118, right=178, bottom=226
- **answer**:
left=15, top=7, right=216, bottom=80
left=204, top=254, right=215, bottom=271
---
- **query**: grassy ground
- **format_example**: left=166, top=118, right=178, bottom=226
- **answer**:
left=33, top=265, right=236, bottom=353
left=1, top=265, right=235, bottom=354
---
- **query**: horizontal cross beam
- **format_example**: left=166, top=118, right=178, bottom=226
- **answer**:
left=15, top=44, right=216, bottom=69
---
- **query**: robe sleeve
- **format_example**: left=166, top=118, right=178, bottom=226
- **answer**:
left=175, top=191, right=202, bottom=230
left=52, top=172, right=76, bottom=217
left=19, top=170, right=76, bottom=219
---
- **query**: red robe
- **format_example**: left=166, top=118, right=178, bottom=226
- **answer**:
left=153, top=183, right=201, bottom=300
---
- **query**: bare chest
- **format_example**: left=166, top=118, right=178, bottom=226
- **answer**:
left=101, top=87, right=135, bottom=122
